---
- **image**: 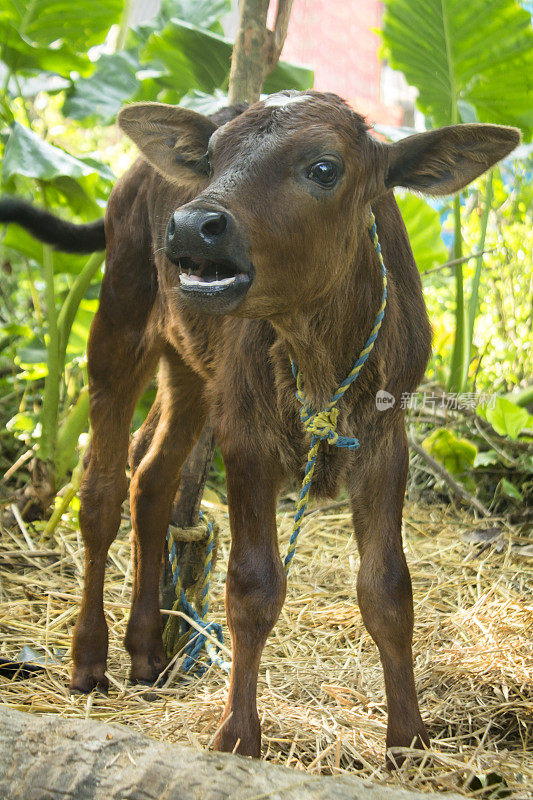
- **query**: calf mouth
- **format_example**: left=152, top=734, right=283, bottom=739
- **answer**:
left=176, top=254, right=254, bottom=314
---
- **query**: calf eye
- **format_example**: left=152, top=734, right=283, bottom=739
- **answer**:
left=196, top=152, right=211, bottom=176
left=307, top=160, right=339, bottom=187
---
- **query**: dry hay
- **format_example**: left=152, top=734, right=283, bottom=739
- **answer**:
left=0, top=498, right=531, bottom=798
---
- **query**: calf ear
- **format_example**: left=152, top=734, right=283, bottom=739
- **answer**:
left=118, top=102, right=217, bottom=183
left=382, top=124, right=520, bottom=196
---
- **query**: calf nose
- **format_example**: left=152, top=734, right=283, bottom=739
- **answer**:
left=166, top=208, right=229, bottom=252
left=199, top=211, right=227, bottom=241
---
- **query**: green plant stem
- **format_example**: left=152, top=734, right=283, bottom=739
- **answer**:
left=57, top=251, right=104, bottom=371
left=41, top=445, right=86, bottom=542
left=39, top=244, right=60, bottom=464
left=465, top=170, right=494, bottom=386
left=13, top=73, right=32, bottom=127
left=448, top=194, right=466, bottom=391
left=26, top=263, right=43, bottom=327
left=54, top=386, right=90, bottom=486
left=115, top=0, right=132, bottom=51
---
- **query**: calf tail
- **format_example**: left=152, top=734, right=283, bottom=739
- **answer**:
left=0, top=198, right=105, bottom=253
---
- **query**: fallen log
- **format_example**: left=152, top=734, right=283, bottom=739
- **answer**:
left=0, top=705, right=460, bottom=800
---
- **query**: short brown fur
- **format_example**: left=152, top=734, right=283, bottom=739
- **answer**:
left=69, top=92, right=519, bottom=762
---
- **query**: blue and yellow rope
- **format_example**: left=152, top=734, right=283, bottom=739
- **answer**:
left=284, top=211, right=387, bottom=574
left=164, top=511, right=230, bottom=674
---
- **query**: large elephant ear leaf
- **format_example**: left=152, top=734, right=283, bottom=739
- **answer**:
left=396, top=194, right=447, bottom=273
left=2, top=123, right=106, bottom=183
left=381, top=0, right=533, bottom=139
left=0, top=0, right=124, bottom=76
left=141, top=18, right=313, bottom=101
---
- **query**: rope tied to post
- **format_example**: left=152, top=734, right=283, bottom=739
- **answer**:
left=285, top=210, right=387, bottom=574
left=163, top=510, right=230, bottom=675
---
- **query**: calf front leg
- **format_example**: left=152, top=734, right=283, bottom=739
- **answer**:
left=348, top=417, right=429, bottom=762
left=213, top=450, right=286, bottom=757
left=70, top=312, right=160, bottom=693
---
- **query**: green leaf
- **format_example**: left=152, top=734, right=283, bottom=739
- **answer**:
left=1, top=225, right=95, bottom=275
left=6, top=412, right=36, bottom=433
left=499, top=477, right=524, bottom=501
left=127, top=0, right=229, bottom=57
left=142, top=19, right=313, bottom=101
left=0, top=323, right=33, bottom=340
left=63, top=52, right=140, bottom=124
left=179, top=88, right=230, bottom=115
left=2, top=122, right=106, bottom=183
left=55, top=386, right=90, bottom=483
left=264, top=60, right=314, bottom=94
left=474, top=450, right=499, bottom=467
left=396, top=194, right=448, bottom=272
left=161, top=0, right=230, bottom=30
left=142, top=20, right=231, bottom=96
left=0, top=0, right=124, bottom=52
left=0, top=41, right=88, bottom=77
left=17, top=346, right=47, bottom=365
left=477, top=396, right=533, bottom=439
left=381, top=0, right=533, bottom=138
left=422, top=427, right=478, bottom=477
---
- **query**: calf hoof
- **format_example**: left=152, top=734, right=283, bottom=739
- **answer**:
left=385, top=726, right=430, bottom=769
left=129, top=652, right=167, bottom=686
left=213, top=715, right=261, bottom=758
left=69, top=666, right=109, bottom=695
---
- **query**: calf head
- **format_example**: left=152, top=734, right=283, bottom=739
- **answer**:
left=118, top=91, right=519, bottom=317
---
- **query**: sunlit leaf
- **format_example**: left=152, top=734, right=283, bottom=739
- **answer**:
left=422, top=428, right=477, bottom=482
left=474, top=450, right=499, bottom=467
left=2, top=123, right=105, bottom=183
left=63, top=52, right=139, bottom=124
left=396, top=194, right=448, bottom=272
left=477, top=396, right=533, bottom=439
left=381, top=0, right=533, bottom=138
left=0, top=0, right=124, bottom=52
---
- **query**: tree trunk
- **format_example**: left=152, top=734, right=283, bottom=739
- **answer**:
left=0, top=706, right=460, bottom=800
left=229, top=0, right=294, bottom=104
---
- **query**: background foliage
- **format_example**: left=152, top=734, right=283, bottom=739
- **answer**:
left=0, top=0, right=531, bottom=521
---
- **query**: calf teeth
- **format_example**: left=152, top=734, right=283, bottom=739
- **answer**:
left=179, top=273, right=236, bottom=288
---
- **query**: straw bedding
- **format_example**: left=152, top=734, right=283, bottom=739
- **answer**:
left=0, top=498, right=531, bottom=798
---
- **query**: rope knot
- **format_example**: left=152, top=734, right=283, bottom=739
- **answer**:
left=302, top=408, right=339, bottom=444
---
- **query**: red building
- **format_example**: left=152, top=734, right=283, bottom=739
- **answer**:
left=279, top=0, right=414, bottom=126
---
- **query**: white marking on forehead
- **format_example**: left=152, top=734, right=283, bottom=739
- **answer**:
left=263, top=93, right=310, bottom=109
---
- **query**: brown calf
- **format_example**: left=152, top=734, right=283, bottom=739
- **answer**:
left=6, top=91, right=520, bottom=760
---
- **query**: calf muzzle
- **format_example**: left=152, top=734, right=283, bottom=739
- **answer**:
left=165, top=204, right=254, bottom=315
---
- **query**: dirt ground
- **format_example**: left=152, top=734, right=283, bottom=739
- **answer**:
left=0, top=498, right=531, bottom=798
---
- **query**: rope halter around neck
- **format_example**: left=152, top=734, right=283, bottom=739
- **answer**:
left=284, top=210, right=387, bottom=574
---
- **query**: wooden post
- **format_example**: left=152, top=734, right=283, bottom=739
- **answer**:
left=229, top=0, right=294, bottom=104
left=160, top=422, right=215, bottom=612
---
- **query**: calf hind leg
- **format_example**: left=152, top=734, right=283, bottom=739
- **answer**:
left=70, top=313, right=160, bottom=693
left=348, top=420, right=429, bottom=763
left=125, top=351, right=207, bottom=683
